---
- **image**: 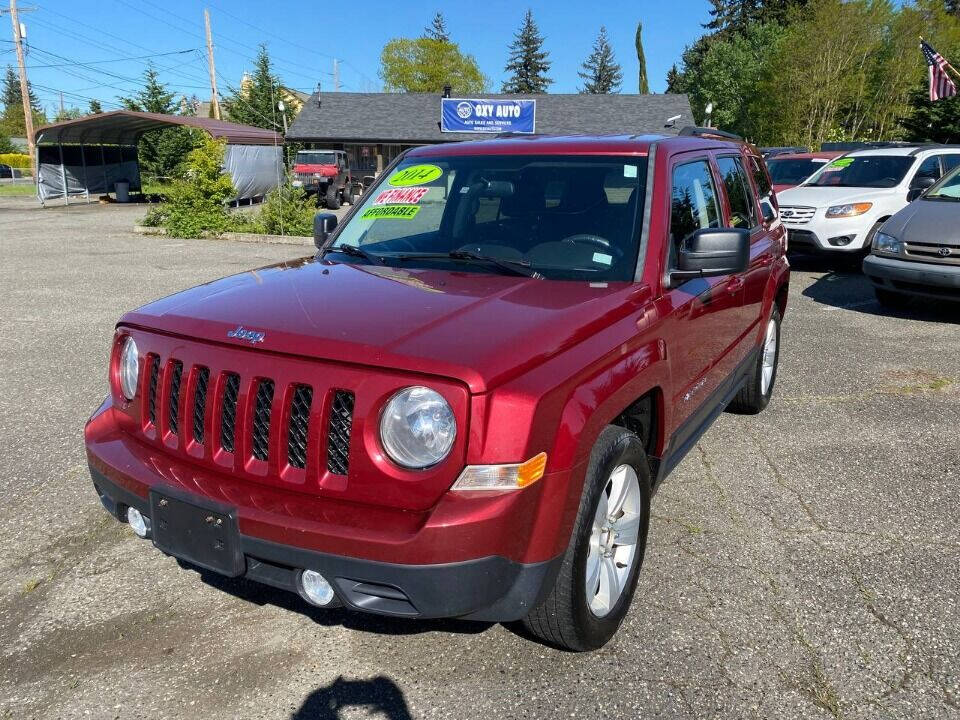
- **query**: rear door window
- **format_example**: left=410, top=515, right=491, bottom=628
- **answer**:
left=943, top=154, right=960, bottom=173
left=670, top=159, right=722, bottom=251
left=716, top=156, right=758, bottom=230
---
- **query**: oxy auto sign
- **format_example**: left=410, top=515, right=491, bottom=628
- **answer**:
left=441, top=98, right=536, bottom=134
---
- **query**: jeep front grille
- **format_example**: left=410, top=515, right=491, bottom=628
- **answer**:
left=134, top=347, right=361, bottom=482
left=779, top=205, right=816, bottom=225
left=168, top=361, right=183, bottom=435
left=287, top=385, right=313, bottom=470
left=251, top=380, right=275, bottom=461
left=327, top=390, right=355, bottom=475
left=192, top=367, right=210, bottom=444
left=220, top=373, right=240, bottom=453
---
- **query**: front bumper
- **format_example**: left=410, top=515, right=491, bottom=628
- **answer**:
left=86, top=402, right=571, bottom=621
left=863, top=254, right=960, bottom=301
left=784, top=215, right=872, bottom=252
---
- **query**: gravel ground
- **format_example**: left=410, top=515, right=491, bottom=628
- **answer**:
left=1, top=197, right=958, bottom=720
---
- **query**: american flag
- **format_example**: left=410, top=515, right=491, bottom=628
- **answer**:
left=922, top=40, right=957, bottom=102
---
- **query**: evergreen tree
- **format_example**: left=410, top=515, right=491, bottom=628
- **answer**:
left=665, top=64, right=683, bottom=93
left=424, top=12, right=451, bottom=42
left=636, top=22, right=649, bottom=94
left=900, top=83, right=960, bottom=143
left=0, top=133, right=15, bottom=153
left=223, top=45, right=294, bottom=132
left=119, top=64, right=176, bottom=114
left=88, top=99, right=103, bottom=114
left=2, top=65, right=40, bottom=111
left=948, top=0, right=960, bottom=16
left=578, top=27, right=623, bottom=94
left=706, top=0, right=807, bottom=35
left=501, top=10, right=552, bottom=93
left=118, top=65, right=199, bottom=181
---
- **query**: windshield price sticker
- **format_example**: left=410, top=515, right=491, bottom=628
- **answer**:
left=373, top=187, right=429, bottom=205
left=826, top=158, right=855, bottom=170
left=361, top=205, right=422, bottom=220
left=388, top=164, right=443, bottom=187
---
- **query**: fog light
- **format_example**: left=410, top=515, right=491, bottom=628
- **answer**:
left=299, top=570, right=335, bottom=606
left=828, top=235, right=854, bottom=247
left=126, top=506, right=149, bottom=538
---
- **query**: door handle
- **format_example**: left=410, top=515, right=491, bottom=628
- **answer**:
left=726, top=276, right=745, bottom=292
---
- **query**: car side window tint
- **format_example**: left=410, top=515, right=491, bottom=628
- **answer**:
left=716, top=156, right=757, bottom=230
left=915, top=155, right=942, bottom=181
left=943, top=154, right=960, bottom=173
left=749, top=155, right=772, bottom=197
left=670, top=159, right=721, bottom=251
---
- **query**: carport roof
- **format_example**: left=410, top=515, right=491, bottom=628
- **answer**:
left=287, top=92, right=694, bottom=144
left=34, top=111, right=281, bottom=146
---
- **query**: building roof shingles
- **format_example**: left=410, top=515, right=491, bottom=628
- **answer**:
left=287, top=92, right=693, bottom=144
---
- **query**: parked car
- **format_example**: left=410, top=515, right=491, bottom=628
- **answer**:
left=291, top=149, right=362, bottom=209
left=85, top=131, right=789, bottom=651
left=766, top=151, right=847, bottom=194
left=777, top=146, right=960, bottom=255
left=760, top=146, right=808, bottom=160
left=863, top=164, right=960, bottom=306
left=0, top=163, right=13, bottom=179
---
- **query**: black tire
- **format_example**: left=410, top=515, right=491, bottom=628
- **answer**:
left=325, top=186, right=341, bottom=210
left=875, top=288, right=911, bottom=309
left=522, top=425, right=651, bottom=652
left=728, top=305, right=781, bottom=415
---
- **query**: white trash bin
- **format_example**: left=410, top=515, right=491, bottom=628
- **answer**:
left=115, top=180, right=130, bottom=203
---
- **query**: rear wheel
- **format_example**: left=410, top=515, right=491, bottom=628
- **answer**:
left=325, top=186, right=341, bottom=210
left=522, top=425, right=651, bottom=651
left=728, top=305, right=781, bottom=415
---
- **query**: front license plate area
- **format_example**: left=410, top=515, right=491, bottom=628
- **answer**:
left=150, top=490, right=244, bottom=577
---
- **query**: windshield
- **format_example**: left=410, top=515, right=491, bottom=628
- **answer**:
left=924, top=165, right=960, bottom=200
left=296, top=151, right=337, bottom=165
left=767, top=158, right=827, bottom=185
left=807, top=155, right=914, bottom=188
left=330, top=154, right=647, bottom=281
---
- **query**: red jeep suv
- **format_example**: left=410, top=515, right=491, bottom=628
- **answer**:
left=86, top=130, right=789, bottom=651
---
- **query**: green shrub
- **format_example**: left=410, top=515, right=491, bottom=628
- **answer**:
left=0, top=152, right=30, bottom=168
left=140, top=204, right=170, bottom=227
left=162, top=136, right=235, bottom=239
left=255, top=180, right=316, bottom=236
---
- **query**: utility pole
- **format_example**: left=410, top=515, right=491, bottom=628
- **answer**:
left=6, top=0, right=36, bottom=173
left=204, top=8, right=221, bottom=120
left=58, top=90, right=64, bottom=119
left=333, top=58, right=339, bottom=92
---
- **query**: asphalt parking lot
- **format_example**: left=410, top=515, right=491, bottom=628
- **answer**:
left=1, top=196, right=958, bottom=719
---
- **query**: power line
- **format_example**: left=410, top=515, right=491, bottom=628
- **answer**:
left=26, top=47, right=198, bottom=68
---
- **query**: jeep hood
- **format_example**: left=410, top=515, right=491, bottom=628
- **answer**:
left=120, top=257, right=649, bottom=393
left=777, top=185, right=895, bottom=208
left=881, top=198, right=960, bottom=246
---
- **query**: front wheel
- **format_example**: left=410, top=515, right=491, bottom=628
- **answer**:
left=728, top=305, right=781, bottom=414
left=523, top=426, right=651, bottom=651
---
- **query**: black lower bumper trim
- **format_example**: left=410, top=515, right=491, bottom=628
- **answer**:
left=89, top=464, right=562, bottom=622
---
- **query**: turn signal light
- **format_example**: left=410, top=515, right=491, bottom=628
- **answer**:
left=452, top=452, right=548, bottom=492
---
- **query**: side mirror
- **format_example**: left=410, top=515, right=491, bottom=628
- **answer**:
left=671, top=228, right=750, bottom=285
left=760, top=200, right=777, bottom=223
left=908, top=176, right=936, bottom=202
left=314, top=212, right=338, bottom=249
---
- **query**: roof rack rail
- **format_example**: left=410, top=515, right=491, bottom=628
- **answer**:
left=679, top=126, right=742, bottom=141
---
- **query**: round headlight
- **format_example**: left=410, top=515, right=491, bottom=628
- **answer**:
left=119, top=336, right=139, bottom=400
left=380, top=387, right=456, bottom=469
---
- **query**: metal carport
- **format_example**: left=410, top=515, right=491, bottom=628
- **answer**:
left=33, top=111, right=284, bottom=205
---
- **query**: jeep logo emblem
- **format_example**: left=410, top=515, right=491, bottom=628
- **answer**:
left=938, top=247, right=952, bottom=258
left=227, top=325, right=265, bottom=344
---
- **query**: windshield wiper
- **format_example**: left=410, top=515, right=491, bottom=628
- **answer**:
left=322, top=244, right=384, bottom=265
left=391, top=250, right=541, bottom=278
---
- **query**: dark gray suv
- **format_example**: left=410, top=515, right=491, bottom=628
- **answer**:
left=864, top=165, right=960, bottom=307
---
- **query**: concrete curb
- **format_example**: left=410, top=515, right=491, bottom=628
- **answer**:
left=133, top=225, right=312, bottom=246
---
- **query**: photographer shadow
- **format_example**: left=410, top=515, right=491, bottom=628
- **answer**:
left=293, top=675, right=412, bottom=720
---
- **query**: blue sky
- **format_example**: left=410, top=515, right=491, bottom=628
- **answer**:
left=4, top=0, right=713, bottom=116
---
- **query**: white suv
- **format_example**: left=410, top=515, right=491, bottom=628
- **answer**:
left=776, top=146, right=960, bottom=254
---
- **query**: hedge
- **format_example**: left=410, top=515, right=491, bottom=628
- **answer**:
left=0, top=153, right=31, bottom=168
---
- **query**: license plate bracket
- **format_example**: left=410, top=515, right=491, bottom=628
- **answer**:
left=150, top=488, right=244, bottom=577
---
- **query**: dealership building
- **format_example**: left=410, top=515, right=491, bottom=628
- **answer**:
left=286, top=92, right=693, bottom=178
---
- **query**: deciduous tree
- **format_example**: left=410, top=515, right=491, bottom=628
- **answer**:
left=636, top=22, right=649, bottom=94
left=380, top=37, right=486, bottom=93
